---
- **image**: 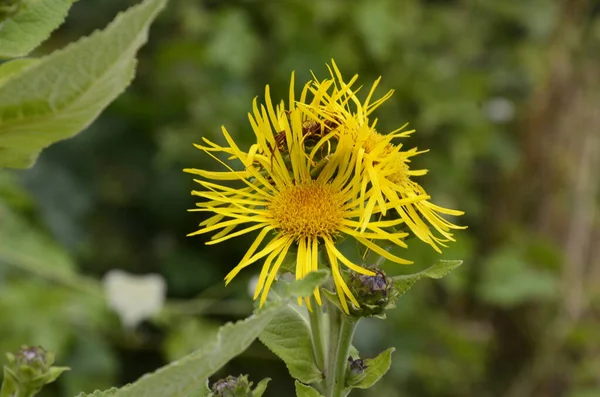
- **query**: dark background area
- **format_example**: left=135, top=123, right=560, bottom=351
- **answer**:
left=1, top=0, right=599, bottom=396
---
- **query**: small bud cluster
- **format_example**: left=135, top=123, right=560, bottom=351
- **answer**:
left=1, top=345, right=69, bottom=397
left=210, top=375, right=267, bottom=397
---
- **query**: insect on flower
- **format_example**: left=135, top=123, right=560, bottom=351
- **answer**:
left=267, top=115, right=341, bottom=169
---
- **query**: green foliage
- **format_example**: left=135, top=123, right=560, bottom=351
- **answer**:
left=112, top=305, right=282, bottom=397
left=97, top=275, right=326, bottom=397
left=0, top=201, right=76, bottom=280
left=0, top=59, right=37, bottom=86
left=294, top=381, right=323, bottom=397
left=346, top=348, right=394, bottom=390
left=0, top=0, right=165, bottom=169
left=0, top=0, right=74, bottom=58
left=250, top=378, right=270, bottom=397
left=75, top=388, right=120, bottom=397
left=284, top=270, right=329, bottom=300
left=392, top=260, right=463, bottom=298
left=259, top=305, right=322, bottom=384
left=477, top=247, right=558, bottom=307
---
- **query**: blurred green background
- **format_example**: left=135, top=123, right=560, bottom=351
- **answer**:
left=1, top=0, right=600, bottom=396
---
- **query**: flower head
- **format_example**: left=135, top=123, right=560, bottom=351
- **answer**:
left=296, top=61, right=465, bottom=252
left=185, top=72, right=412, bottom=313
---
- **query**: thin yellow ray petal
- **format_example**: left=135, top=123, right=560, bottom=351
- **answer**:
left=188, top=217, right=255, bottom=237
left=363, top=76, right=381, bottom=111
left=355, top=236, right=413, bottom=265
left=310, top=238, right=322, bottom=305
left=260, top=239, right=294, bottom=307
left=324, top=238, right=375, bottom=276
left=211, top=224, right=237, bottom=240
left=325, top=246, right=349, bottom=314
left=254, top=237, right=288, bottom=300
left=296, top=239, right=306, bottom=281
left=234, top=234, right=288, bottom=277
left=422, top=201, right=466, bottom=217
left=184, top=168, right=253, bottom=181
left=360, top=195, right=378, bottom=233
left=224, top=227, right=273, bottom=284
left=205, top=222, right=267, bottom=245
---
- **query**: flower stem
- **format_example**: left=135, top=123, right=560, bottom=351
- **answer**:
left=308, top=297, right=326, bottom=372
left=325, top=302, right=357, bottom=397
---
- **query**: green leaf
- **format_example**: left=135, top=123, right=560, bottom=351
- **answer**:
left=0, top=202, right=75, bottom=278
left=294, top=381, right=324, bottom=397
left=348, top=348, right=395, bottom=389
left=392, top=260, right=463, bottom=297
left=189, top=382, right=210, bottom=397
left=251, top=378, right=270, bottom=397
left=75, top=388, right=120, bottom=397
left=0, top=58, right=37, bottom=86
left=259, top=305, right=322, bottom=383
left=0, top=0, right=166, bottom=169
left=0, top=0, right=75, bottom=58
left=285, top=270, right=329, bottom=298
left=112, top=301, right=286, bottom=397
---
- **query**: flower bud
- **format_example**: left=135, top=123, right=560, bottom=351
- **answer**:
left=348, top=265, right=399, bottom=318
left=345, top=356, right=367, bottom=386
left=2, top=346, right=69, bottom=397
left=211, top=375, right=253, bottom=397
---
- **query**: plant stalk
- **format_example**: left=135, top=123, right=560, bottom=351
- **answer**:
left=325, top=303, right=357, bottom=397
left=308, top=297, right=326, bottom=372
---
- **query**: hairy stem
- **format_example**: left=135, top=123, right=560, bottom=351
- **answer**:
left=325, top=303, right=357, bottom=397
left=308, top=298, right=326, bottom=372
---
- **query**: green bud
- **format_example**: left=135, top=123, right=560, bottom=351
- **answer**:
left=1, top=346, right=69, bottom=397
left=347, top=265, right=399, bottom=318
left=345, top=356, right=367, bottom=386
left=211, top=375, right=253, bottom=397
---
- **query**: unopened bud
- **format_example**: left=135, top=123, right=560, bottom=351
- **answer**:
left=345, top=356, right=367, bottom=386
left=211, top=375, right=252, bottom=397
left=348, top=265, right=399, bottom=318
left=2, top=346, right=69, bottom=397
left=14, top=346, right=49, bottom=368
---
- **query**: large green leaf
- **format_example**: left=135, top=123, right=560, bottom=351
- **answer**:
left=294, top=381, right=324, bottom=397
left=112, top=304, right=282, bottom=397
left=392, top=260, right=463, bottom=297
left=0, top=58, right=37, bottom=86
left=110, top=275, right=326, bottom=397
left=0, top=0, right=166, bottom=169
left=75, top=388, right=120, bottom=397
left=0, top=0, right=75, bottom=58
left=259, top=305, right=322, bottom=384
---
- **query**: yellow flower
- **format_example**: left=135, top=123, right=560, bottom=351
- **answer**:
left=297, top=61, right=465, bottom=253
left=185, top=73, right=412, bottom=313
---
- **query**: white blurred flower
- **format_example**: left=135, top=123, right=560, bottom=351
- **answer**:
left=103, top=270, right=166, bottom=328
left=247, top=275, right=259, bottom=298
left=483, top=97, right=516, bottom=123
